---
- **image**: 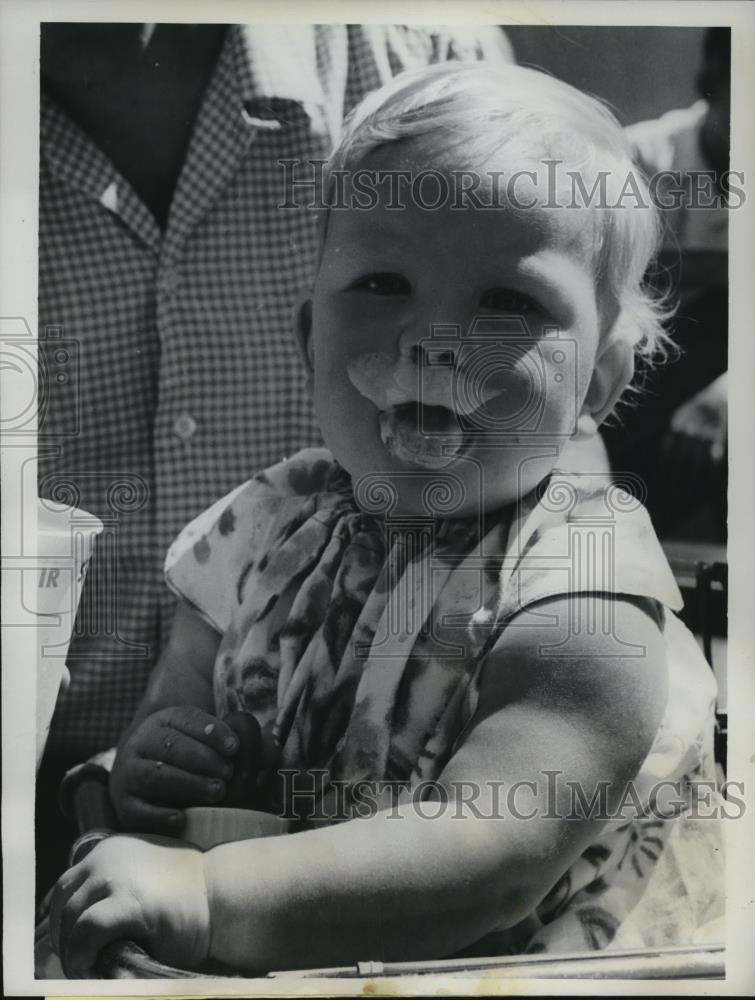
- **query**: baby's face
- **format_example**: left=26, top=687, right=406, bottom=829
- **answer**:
left=309, top=163, right=604, bottom=518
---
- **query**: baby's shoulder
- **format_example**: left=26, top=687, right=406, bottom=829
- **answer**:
left=496, top=471, right=682, bottom=622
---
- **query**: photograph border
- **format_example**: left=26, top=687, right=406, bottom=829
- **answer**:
left=2, top=0, right=754, bottom=995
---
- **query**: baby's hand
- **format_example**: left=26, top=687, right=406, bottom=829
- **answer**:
left=109, top=707, right=240, bottom=833
left=222, top=709, right=263, bottom=808
left=50, top=834, right=210, bottom=978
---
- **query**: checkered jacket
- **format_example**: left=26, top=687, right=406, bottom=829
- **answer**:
left=38, top=23, right=512, bottom=759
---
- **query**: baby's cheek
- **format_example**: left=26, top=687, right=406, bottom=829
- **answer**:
left=315, top=368, right=374, bottom=465
left=316, top=356, right=356, bottom=414
left=469, top=358, right=551, bottom=437
left=531, top=345, right=585, bottom=437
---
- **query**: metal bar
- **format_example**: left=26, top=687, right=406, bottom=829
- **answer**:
left=267, top=944, right=725, bottom=981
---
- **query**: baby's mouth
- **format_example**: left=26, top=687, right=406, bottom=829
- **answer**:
left=378, top=402, right=467, bottom=470
left=347, top=351, right=502, bottom=470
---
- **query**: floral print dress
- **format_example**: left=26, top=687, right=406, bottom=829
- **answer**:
left=165, top=448, right=723, bottom=955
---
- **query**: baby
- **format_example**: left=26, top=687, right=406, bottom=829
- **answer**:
left=50, top=63, right=719, bottom=975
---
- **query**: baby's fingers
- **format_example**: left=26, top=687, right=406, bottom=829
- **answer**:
left=133, top=759, right=226, bottom=808
left=56, top=877, right=111, bottom=975
left=146, top=727, right=234, bottom=780
left=49, top=864, right=89, bottom=956
left=118, top=794, right=186, bottom=835
left=162, top=707, right=239, bottom=757
left=63, top=895, right=145, bottom=979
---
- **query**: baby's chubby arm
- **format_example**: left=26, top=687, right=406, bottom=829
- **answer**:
left=108, top=600, right=241, bottom=832
left=199, top=593, right=668, bottom=971
left=54, top=593, right=668, bottom=974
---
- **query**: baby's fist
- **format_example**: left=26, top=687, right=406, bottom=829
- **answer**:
left=50, top=835, right=211, bottom=977
left=110, top=706, right=240, bottom=833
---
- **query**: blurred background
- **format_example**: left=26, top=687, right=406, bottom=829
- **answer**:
left=505, top=26, right=705, bottom=124
left=507, top=25, right=729, bottom=716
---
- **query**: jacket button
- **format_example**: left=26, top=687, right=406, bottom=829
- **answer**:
left=159, top=269, right=181, bottom=297
left=173, top=413, right=197, bottom=440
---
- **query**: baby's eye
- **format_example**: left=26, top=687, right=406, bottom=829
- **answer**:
left=351, top=273, right=411, bottom=296
left=479, top=288, right=542, bottom=315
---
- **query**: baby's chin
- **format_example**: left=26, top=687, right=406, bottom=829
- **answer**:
left=333, top=442, right=532, bottom=523
left=325, top=408, right=566, bottom=519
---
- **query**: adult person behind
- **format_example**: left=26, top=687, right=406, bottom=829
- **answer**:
left=36, top=22, right=513, bottom=897
left=602, top=27, right=730, bottom=541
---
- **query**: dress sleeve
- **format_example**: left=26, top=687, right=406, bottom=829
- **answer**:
left=163, top=448, right=338, bottom=634
left=496, top=473, right=683, bottom=624
left=163, top=481, right=258, bottom=634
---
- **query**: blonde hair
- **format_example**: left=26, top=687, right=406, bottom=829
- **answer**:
left=320, top=61, right=673, bottom=365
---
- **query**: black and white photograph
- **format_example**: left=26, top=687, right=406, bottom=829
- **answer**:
left=1, top=0, right=754, bottom=993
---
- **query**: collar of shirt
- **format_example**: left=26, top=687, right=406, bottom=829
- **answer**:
left=233, top=24, right=347, bottom=142
left=40, top=91, right=163, bottom=250
left=40, top=24, right=343, bottom=254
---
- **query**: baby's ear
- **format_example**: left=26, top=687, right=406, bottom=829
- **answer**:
left=583, top=336, right=634, bottom=426
left=293, top=296, right=315, bottom=389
